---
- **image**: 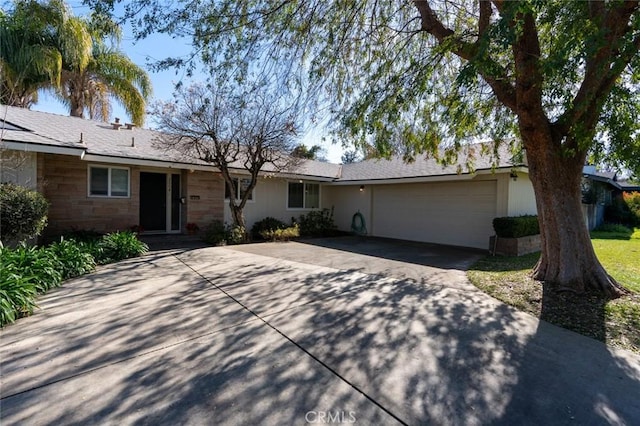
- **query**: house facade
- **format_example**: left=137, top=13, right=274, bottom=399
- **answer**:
left=1, top=106, right=537, bottom=249
left=581, top=166, right=640, bottom=230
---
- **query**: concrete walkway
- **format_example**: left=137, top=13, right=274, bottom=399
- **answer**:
left=1, top=237, right=639, bottom=425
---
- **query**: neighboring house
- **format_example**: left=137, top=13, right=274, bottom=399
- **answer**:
left=581, top=166, right=640, bottom=230
left=1, top=106, right=537, bottom=249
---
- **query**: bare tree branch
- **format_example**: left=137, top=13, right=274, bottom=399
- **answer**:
left=151, top=83, right=301, bottom=231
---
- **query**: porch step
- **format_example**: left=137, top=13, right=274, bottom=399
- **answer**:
left=139, top=234, right=209, bottom=251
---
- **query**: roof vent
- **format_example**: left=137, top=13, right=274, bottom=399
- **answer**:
left=111, top=117, right=122, bottom=130
left=125, top=123, right=135, bottom=130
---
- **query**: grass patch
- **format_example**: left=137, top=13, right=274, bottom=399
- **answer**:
left=467, top=230, right=640, bottom=353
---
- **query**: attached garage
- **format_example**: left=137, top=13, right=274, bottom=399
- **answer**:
left=370, top=180, right=498, bottom=249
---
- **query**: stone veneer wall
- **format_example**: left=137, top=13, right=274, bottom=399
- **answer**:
left=184, top=170, right=225, bottom=229
left=40, top=154, right=224, bottom=235
left=42, top=154, right=140, bottom=234
left=489, top=234, right=541, bottom=256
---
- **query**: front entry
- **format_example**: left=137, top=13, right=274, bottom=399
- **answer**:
left=139, top=172, right=181, bottom=232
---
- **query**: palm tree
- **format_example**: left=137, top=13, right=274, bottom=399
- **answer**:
left=55, top=15, right=152, bottom=126
left=0, top=1, right=66, bottom=107
left=1, top=1, right=152, bottom=126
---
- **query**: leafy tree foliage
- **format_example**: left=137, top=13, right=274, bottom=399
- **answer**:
left=0, top=0, right=151, bottom=125
left=85, top=0, right=640, bottom=298
left=0, top=0, right=67, bottom=107
left=291, top=144, right=326, bottom=161
left=341, top=150, right=360, bottom=164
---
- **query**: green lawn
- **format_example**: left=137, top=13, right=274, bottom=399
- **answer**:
left=467, top=228, right=640, bottom=353
left=591, top=229, right=640, bottom=293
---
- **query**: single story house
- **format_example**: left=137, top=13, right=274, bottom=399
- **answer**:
left=581, top=166, right=640, bottom=230
left=1, top=105, right=537, bottom=249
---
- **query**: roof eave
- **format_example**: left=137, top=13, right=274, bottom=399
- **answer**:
left=81, top=153, right=218, bottom=172
left=331, top=166, right=527, bottom=185
left=1, top=140, right=86, bottom=156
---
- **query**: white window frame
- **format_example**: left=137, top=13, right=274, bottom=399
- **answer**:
left=87, top=165, right=130, bottom=198
left=287, top=181, right=321, bottom=210
left=224, top=177, right=255, bottom=203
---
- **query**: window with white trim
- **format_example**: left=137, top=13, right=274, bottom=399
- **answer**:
left=288, top=182, right=320, bottom=209
left=225, top=177, right=253, bottom=201
left=89, top=166, right=130, bottom=197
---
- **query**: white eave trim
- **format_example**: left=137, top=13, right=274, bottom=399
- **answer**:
left=81, top=153, right=218, bottom=172
left=1, top=140, right=85, bottom=156
left=329, top=166, right=529, bottom=186
left=228, top=167, right=337, bottom=182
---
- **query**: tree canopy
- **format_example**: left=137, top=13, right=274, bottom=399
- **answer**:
left=291, top=144, right=327, bottom=161
left=1, top=0, right=152, bottom=125
left=88, top=0, right=640, bottom=297
left=89, top=0, right=639, bottom=168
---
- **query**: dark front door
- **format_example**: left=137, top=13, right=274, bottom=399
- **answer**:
left=140, top=172, right=167, bottom=231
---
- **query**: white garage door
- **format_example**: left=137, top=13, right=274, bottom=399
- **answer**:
left=372, top=180, right=497, bottom=249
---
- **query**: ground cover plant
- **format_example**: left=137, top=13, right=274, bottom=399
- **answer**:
left=260, top=224, right=300, bottom=242
left=468, top=226, right=640, bottom=353
left=0, top=231, right=148, bottom=327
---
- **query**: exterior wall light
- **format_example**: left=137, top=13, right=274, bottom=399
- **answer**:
left=359, top=185, right=365, bottom=192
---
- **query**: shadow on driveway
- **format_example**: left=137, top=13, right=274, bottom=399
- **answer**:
left=1, top=240, right=639, bottom=424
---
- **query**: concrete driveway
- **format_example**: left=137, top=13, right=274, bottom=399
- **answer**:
left=1, top=237, right=639, bottom=425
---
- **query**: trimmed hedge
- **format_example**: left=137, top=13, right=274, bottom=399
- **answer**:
left=493, top=215, right=540, bottom=238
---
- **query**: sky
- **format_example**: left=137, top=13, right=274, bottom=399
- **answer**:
left=30, top=1, right=345, bottom=163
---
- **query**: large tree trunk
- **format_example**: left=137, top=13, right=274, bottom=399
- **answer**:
left=523, top=135, right=627, bottom=299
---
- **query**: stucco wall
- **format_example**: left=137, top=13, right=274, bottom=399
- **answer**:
left=323, top=185, right=372, bottom=234
left=223, top=177, right=326, bottom=229
left=506, top=172, right=538, bottom=216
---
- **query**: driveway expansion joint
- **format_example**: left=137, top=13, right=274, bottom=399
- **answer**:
left=174, top=253, right=409, bottom=426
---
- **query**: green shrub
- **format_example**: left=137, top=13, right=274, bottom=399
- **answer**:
left=492, top=215, right=540, bottom=238
left=49, top=239, right=96, bottom=279
left=605, top=198, right=637, bottom=226
left=226, top=225, right=246, bottom=245
left=260, top=224, right=300, bottom=241
left=298, top=208, right=337, bottom=237
left=0, top=256, right=38, bottom=326
left=623, top=192, right=640, bottom=225
left=94, top=231, right=148, bottom=264
left=203, top=221, right=247, bottom=245
left=594, top=223, right=632, bottom=234
left=251, top=217, right=288, bottom=240
left=203, top=220, right=227, bottom=245
left=0, top=183, right=49, bottom=243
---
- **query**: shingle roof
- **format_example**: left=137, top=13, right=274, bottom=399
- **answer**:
left=618, top=181, right=640, bottom=192
left=1, top=105, right=195, bottom=165
left=1, top=106, right=344, bottom=178
left=338, top=143, right=521, bottom=181
left=2, top=105, right=525, bottom=182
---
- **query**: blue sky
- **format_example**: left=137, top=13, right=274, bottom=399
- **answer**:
left=30, top=1, right=344, bottom=163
